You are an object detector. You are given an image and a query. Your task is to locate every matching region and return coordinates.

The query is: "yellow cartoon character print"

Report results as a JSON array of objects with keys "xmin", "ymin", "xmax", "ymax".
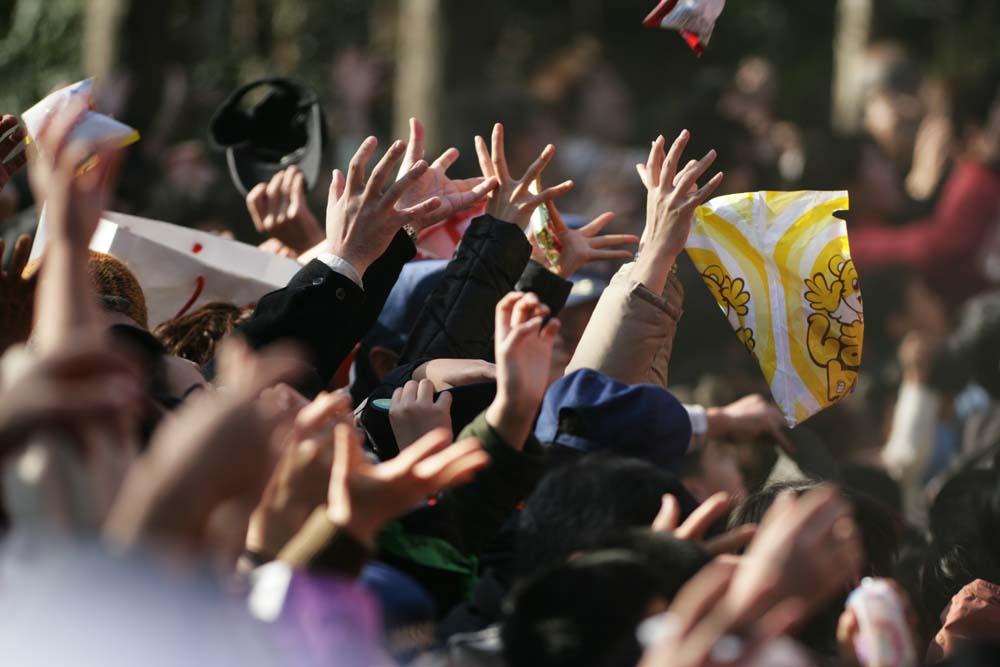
[
  {"xmin": 804, "ymin": 254, "xmax": 863, "ymax": 401},
  {"xmin": 703, "ymin": 264, "xmax": 755, "ymax": 352}
]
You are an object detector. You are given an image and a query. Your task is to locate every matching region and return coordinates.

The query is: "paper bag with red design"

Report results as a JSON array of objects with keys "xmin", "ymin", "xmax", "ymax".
[{"xmin": 30, "ymin": 210, "xmax": 301, "ymax": 327}]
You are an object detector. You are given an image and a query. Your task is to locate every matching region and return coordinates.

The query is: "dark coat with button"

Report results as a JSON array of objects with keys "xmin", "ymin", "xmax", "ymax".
[{"xmin": 238, "ymin": 231, "xmax": 416, "ymax": 395}]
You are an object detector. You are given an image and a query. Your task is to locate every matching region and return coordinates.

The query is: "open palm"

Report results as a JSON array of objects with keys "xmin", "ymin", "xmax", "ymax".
[{"xmin": 397, "ymin": 118, "xmax": 496, "ymax": 231}]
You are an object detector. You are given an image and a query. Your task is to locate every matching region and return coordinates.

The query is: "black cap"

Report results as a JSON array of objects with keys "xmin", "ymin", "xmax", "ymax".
[{"xmin": 209, "ymin": 77, "xmax": 326, "ymax": 196}]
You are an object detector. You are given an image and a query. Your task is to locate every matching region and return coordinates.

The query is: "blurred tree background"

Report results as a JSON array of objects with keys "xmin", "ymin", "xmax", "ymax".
[
  {"xmin": 1, "ymin": 0, "xmax": 996, "ymax": 141},
  {"xmin": 0, "ymin": 0, "xmax": 996, "ymax": 229}
]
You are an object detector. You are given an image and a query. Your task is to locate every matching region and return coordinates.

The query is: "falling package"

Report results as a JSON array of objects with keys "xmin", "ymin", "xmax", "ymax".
[
  {"xmin": 687, "ymin": 190, "xmax": 861, "ymax": 426},
  {"xmin": 643, "ymin": 0, "xmax": 726, "ymax": 55},
  {"xmin": 30, "ymin": 210, "xmax": 301, "ymax": 327},
  {"xmin": 22, "ymin": 79, "xmax": 139, "ymax": 152}
]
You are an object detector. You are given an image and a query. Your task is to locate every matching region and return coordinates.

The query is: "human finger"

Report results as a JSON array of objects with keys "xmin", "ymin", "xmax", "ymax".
[
  {"xmin": 526, "ymin": 180, "xmax": 574, "ymax": 207},
  {"xmin": 661, "ymin": 129, "xmax": 691, "ymax": 188},
  {"xmin": 645, "ymin": 134, "xmax": 666, "ymax": 189},
  {"xmin": 652, "ymin": 494, "xmax": 681, "ymax": 532},
  {"xmin": 490, "ymin": 123, "xmax": 510, "ymax": 182},
  {"xmin": 676, "ymin": 492, "xmax": 732, "ymax": 542},
  {"xmin": 475, "ymin": 135, "xmax": 496, "ymax": 179},
  {"xmin": 365, "ymin": 140, "xmax": 407, "ymax": 201},
  {"xmin": 344, "ymin": 136, "xmax": 378, "ymax": 196},
  {"xmin": 430, "ymin": 146, "xmax": 459, "ymax": 172}
]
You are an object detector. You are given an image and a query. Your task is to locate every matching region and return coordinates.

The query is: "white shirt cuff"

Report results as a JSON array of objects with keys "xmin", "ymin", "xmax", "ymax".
[
  {"xmin": 315, "ymin": 252, "xmax": 364, "ymax": 289},
  {"xmin": 684, "ymin": 403, "xmax": 708, "ymax": 452},
  {"xmin": 684, "ymin": 403, "xmax": 708, "ymax": 435}
]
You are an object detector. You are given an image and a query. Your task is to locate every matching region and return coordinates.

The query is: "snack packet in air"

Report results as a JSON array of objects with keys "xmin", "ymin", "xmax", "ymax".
[
  {"xmin": 528, "ymin": 179, "xmax": 563, "ymax": 272},
  {"xmin": 643, "ymin": 0, "xmax": 726, "ymax": 56},
  {"xmin": 22, "ymin": 79, "xmax": 139, "ymax": 153}
]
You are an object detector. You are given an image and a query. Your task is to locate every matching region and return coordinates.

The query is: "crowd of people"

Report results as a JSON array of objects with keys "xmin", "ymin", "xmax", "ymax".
[{"xmin": 1, "ymin": 32, "xmax": 1000, "ymax": 667}]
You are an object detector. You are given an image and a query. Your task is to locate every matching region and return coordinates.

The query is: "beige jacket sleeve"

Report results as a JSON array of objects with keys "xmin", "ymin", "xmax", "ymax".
[{"xmin": 565, "ymin": 261, "xmax": 683, "ymax": 388}]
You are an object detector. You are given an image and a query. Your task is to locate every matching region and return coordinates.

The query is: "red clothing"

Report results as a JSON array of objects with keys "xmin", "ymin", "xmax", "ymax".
[{"xmin": 851, "ymin": 161, "xmax": 1000, "ymax": 302}]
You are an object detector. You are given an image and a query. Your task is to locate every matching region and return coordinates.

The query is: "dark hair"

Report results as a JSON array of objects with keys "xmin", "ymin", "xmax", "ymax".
[
  {"xmin": 153, "ymin": 301, "xmax": 251, "ymax": 366},
  {"xmin": 502, "ymin": 550, "xmax": 665, "ymax": 667},
  {"xmin": 951, "ymin": 291, "xmax": 1000, "ymax": 399},
  {"xmin": 730, "ymin": 480, "xmax": 901, "ymax": 576},
  {"xmin": 730, "ymin": 480, "xmax": 903, "ymax": 656},
  {"xmin": 920, "ymin": 468, "xmax": 1000, "ymax": 621},
  {"xmin": 515, "ymin": 455, "xmax": 697, "ymax": 579}
]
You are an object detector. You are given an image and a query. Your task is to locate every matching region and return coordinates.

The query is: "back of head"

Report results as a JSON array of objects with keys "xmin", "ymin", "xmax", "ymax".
[
  {"xmin": 88, "ymin": 251, "xmax": 149, "ymax": 329},
  {"xmin": 502, "ymin": 550, "xmax": 664, "ymax": 667},
  {"xmin": 516, "ymin": 455, "xmax": 696, "ymax": 579},
  {"xmin": 951, "ymin": 291, "xmax": 1000, "ymax": 399},
  {"xmin": 921, "ymin": 468, "xmax": 1000, "ymax": 620},
  {"xmin": 731, "ymin": 480, "xmax": 901, "ymax": 577},
  {"xmin": 153, "ymin": 301, "xmax": 250, "ymax": 366}
]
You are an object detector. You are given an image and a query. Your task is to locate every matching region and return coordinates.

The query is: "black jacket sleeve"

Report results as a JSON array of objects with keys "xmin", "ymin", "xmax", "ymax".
[
  {"xmin": 515, "ymin": 259, "xmax": 573, "ymax": 316},
  {"xmin": 398, "ymin": 215, "xmax": 532, "ymax": 365},
  {"xmin": 237, "ymin": 231, "xmax": 415, "ymax": 392}
]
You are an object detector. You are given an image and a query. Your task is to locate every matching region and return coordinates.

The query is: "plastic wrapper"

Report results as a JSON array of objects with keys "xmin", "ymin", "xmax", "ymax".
[
  {"xmin": 22, "ymin": 79, "xmax": 139, "ymax": 153},
  {"xmin": 846, "ymin": 578, "xmax": 917, "ymax": 667},
  {"xmin": 687, "ymin": 190, "xmax": 860, "ymax": 427},
  {"xmin": 643, "ymin": 0, "xmax": 726, "ymax": 55},
  {"xmin": 528, "ymin": 179, "xmax": 563, "ymax": 271}
]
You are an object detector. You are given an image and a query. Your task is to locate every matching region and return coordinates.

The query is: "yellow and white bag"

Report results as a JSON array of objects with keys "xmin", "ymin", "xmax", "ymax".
[{"xmin": 687, "ymin": 190, "xmax": 861, "ymax": 426}]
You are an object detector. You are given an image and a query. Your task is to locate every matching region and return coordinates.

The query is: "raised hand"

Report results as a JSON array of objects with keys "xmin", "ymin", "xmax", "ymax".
[
  {"xmin": 474, "ymin": 123, "xmax": 574, "ymax": 230},
  {"xmin": 389, "ymin": 379, "xmax": 454, "ymax": 450},
  {"xmin": 324, "ymin": 137, "xmax": 442, "ymax": 276},
  {"xmin": 485, "ymin": 291, "xmax": 561, "ymax": 448},
  {"xmin": 28, "ymin": 99, "xmax": 123, "ymax": 249},
  {"xmin": 632, "ymin": 130, "xmax": 723, "ymax": 296},
  {"xmin": 707, "ymin": 393, "xmax": 795, "ymax": 454},
  {"xmin": 723, "ymin": 485, "xmax": 863, "ymax": 627},
  {"xmin": 531, "ymin": 204, "xmax": 639, "ymax": 277},
  {"xmin": 104, "ymin": 340, "xmax": 307, "ymax": 551},
  {"xmin": 327, "ymin": 424, "xmax": 489, "ymax": 547},
  {"xmin": 652, "ymin": 492, "xmax": 757, "ymax": 555},
  {"xmin": 396, "ymin": 118, "xmax": 498, "ymax": 231},
  {"xmin": 246, "ymin": 391, "xmax": 352, "ymax": 559},
  {"xmin": 0, "ymin": 336, "xmax": 143, "ymax": 454},
  {"xmin": 246, "ymin": 165, "xmax": 325, "ymax": 255},
  {"xmin": 0, "ymin": 235, "xmax": 37, "ymax": 353},
  {"xmin": 0, "ymin": 115, "xmax": 28, "ymax": 192}
]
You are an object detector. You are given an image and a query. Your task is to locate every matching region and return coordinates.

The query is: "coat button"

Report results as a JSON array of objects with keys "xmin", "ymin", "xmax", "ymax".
[
  {"xmin": 335, "ymin": 288, "xmax": 347, "ymax": 300},
  {"xmin": 311, "ymin": 277, "xmax": 324, "ymax": 286}
]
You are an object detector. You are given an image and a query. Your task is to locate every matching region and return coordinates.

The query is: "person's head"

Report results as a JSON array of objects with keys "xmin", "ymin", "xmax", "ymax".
[
  {"xmin": 920, "ymin": 468, "xmax": 1000, "ymax": 622},
  {"xmin": 952, "ymin": 66, "xmax": 1000, "ymax": 162},
  {"xmin": 731, "ymin": 480, "xmax": 901, "ymax": 577},
  {"xmin": 535, "ymin": 369, "xmax": 692, "ymax": 471},
  {"xmin": 730, "ymin": 480, "xmax": 903, "ymax": 655},
  {"xmin": 950, "ymin": 291, "xmax": 1000, "ymax": 399},
  {"xmin": 516, "ymin": 455, "xmax": 697, "ymax": 580},
  {"xmin": 502, "ymin": 550, "xmax": 670, "ymax": 667},
  {"xmin": 153, "ymin": 302, "xmax": 251, "ymax": 366},
  {"xmin": 860, "ymin": 42, "xmax": 924, "ymax": 168},
  {"xmin": 796, "ymin": 131, "xmax": 903, "ymax": 217},
  {"xmin": 677, "ymin": 440, "xmax": 746, "ymax": 503}
]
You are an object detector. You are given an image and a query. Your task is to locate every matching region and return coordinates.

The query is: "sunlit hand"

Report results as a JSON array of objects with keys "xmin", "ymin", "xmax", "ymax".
[
  {"xmin": 324, "ymin": 137, "xmax": 442, "ymax": 276},
  {"xmin": 327, "ymin": 424, "xmax": 489, "ymax": 547},
  {"xmin": 247, "ymin": 391, "xmax": 352, "ymax": 558},
  {"xmin": 28, "ymin": 99, "xmax": 124, "ymax": 249},
  {"xmin": 632, "ymin": 130, "xmax": 723, "ymax": 296},
  {"xmin": 485, "ymin": 291, "xmax": 561, "ymax": 448},
  {"xmin": 246, "ymin": 165, "xmax": 325, "ymax": 255},
  {"xmin": 475, "ymin": 123, "xmax": 573, "ymax": 230},
  {"xmin": 530, "ymin": 204, "xmax": 638, "ymax": 277},
  {"xmin": 652, "ymin": 492, "xmax": 757, "ymax": 555},
  {"xmin": 0, "ymin": 115, "xmax": 27, "ymax": 192},
  {"xmin": 389, "ymin": 379, "xmax": 454, "ymax": 450},
  {"xmin": 396, "ymin": 118, "xmax": 498, "ymax": 232},
  {"xmin": 707, "ymin": 394, "xmax": 795, "ymax": 454}
]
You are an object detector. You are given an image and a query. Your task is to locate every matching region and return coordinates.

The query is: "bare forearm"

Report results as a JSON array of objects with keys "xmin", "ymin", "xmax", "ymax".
[{"xmin": 35, "ymin": 241, "xmax": 103, "ymax": 352}]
